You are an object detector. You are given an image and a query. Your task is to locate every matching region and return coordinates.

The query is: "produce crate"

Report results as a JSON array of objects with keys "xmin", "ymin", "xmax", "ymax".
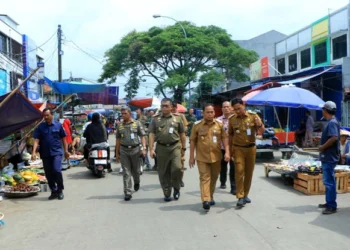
[{"xmin": 293, "ymin": 172, "xmax": 349, "ymax": 195}]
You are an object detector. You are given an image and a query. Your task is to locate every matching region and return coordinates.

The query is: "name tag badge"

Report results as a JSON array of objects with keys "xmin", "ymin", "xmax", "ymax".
[
  {"xmin": 169, "ymin": 127, "xmax": 174, "ymax": 134},
  {"xmin": 213, "ymin": 136, "xmax": 217, "ymax": 143},
  {"xmin": 247, "ymin": 129, "xmax": 251, "ymax": 136},
  {"xmin": 131, "ymin": 133, "xmax": 135, "ymax": 139}
]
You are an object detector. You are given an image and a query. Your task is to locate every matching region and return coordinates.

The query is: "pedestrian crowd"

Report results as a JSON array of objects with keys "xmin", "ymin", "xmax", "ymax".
[{"xmin": 32, "ymin": 98, "xmax": 341, "ymax": 215}]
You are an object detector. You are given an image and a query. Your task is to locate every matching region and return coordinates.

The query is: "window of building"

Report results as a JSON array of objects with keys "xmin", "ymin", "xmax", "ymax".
[
  {"xmin": 314, "ymin": 40, "xmax": 327, "ymax": 65},
  {"xmin": 11, "ymin": 41, "xmax": 22, "ymax": 63},
  {"xmin": 288, "ymin": 53, "xmax": 297, "ymax": 72},
  {"xmin": 332, "ymin": 34, "xmax": 347, "ymax": 60},
  {"xmin": 0, "ymin": 33, "xmax": 7, "ymax": 54},
  {"xmin": 300, "ymin": 48, "xmax": 311, "ymax": 69},
  {"xmin": 277, "ymin": 58, "xmax": 285, "ymax": 74}
]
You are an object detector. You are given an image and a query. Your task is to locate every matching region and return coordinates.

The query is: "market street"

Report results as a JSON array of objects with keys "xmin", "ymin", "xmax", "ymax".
[{"xmin": 1, "ymin": 136, "xmax": 350, "ymax": 250}]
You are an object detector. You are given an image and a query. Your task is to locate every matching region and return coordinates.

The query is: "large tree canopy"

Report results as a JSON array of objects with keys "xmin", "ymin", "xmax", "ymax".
[{"xmin": 99, "ymin": 22, "xmax": 258, "ymax": 102}]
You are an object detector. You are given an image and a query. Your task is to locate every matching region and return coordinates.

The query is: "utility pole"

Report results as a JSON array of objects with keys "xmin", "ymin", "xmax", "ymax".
[{"xmin": 57, "ymin": 25, "xmax": 63, "ymax": 118}]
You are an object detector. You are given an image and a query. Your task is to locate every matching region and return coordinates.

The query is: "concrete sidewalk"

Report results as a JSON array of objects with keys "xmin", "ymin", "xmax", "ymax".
[{"xmin": 1, "ymin": 137, "xmax": 350, "ymax": 250}]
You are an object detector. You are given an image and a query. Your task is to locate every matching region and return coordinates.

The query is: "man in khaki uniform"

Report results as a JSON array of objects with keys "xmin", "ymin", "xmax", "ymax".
[
  {"xmin": 149, "ymin": 98, "xmax": 186, "ymax": 202},
  {"xmin": 136, "ymin": 108, "xmax": 151, "ymax": 171},
  {"xmin": 228, "ymin": 98, "xmax": 265, "ymax": 208},
  {"xmin": 189, "ymin": 104, "xmax": 230, "ymax": 211},
  {"xmin": 172, "ymin": 100, "xmax": 188, "ymax": 187},
  {"xmin": 116, "ymin": 107, "xmax": 147, "ymax": 201}
]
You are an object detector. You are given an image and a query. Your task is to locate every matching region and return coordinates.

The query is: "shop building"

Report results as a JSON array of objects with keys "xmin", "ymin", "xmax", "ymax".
[
  {"xmin": 0, "ymin": 14, "xmax": 44, "ymax": 100},
  {"xmin": 211, "ymin": 30, "xmax": 287, "ymax": 116},
  {"xmin": 271, "ymin": 5, "xmax": 350, "ymax": 127}
]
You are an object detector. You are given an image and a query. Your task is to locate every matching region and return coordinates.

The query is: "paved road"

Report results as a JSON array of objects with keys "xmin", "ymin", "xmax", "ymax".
[{"xmin": 1, "ymin": 137, "xmax": 350, "ymax": 250}]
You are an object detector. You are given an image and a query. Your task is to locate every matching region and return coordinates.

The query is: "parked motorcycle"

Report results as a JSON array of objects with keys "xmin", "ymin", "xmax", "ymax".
[{"xmin": 87, "ymin": 142, "xmax": 109, "ymax": 177}]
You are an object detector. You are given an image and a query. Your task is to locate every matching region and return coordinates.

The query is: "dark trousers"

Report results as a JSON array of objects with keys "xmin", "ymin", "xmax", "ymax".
[
  {"xmin": 219, "ymin": 150, "xmax": 235, "ymax": 189},
  {"xmin": 322, "ymin": 162, "xmax": 337, "ymax": 208},
  {"xmin": 42, "ymin": 155, "xmax": 64, "ymax": 193}
]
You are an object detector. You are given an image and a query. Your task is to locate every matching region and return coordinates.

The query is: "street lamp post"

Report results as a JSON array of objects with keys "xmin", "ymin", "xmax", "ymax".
[{"xmin": 153, "ymin": 15, "xmax": 191, "ymax": 107}]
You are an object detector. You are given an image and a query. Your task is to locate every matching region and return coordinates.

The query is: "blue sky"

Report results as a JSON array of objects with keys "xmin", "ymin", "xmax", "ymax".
[{"xmin": 2, "ymin": 0, "xmax": 349, "ymax": 98}]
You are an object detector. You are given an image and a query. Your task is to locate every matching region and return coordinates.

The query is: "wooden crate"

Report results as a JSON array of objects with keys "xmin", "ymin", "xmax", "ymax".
[{"xmin": 293, "ymin": 172, "xmax": 349, "ymax": 195}]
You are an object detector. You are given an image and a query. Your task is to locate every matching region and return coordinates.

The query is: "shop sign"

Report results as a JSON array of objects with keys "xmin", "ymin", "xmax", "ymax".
[{"xmin": 250, "ymin": 57, "xmax": 269, "ymax": 81}]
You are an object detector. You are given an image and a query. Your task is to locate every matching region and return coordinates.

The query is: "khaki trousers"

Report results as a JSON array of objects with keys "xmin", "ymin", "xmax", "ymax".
[
  {"xmin": 156, "ymin": 145, "xmax": 182, "ymax": 197},
  {"xmin": 120, "ymin": 147, "xmax": 141, "ymax": 195},
  {"xmin": 234, "ymin": 146, "xmax": 256, "ymax": 199},
  {"xmin": 197, "ymin": 160, "xmax": 221, "ymax": 202}
]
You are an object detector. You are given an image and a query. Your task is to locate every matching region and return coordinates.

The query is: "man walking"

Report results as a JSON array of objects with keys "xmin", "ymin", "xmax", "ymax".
[
  {"xmin": 317, "ymin": 101, "xmax": 340, "ymax": 214},
  {"xmin": 116, "ymin": 107, "xmax": 146, "ymax": 201},
  {"xmin": 186, "ymin": 108, "xmax": 197, "ymax": 137},
  {"xmin": 136, "ymin": 108, "xmax": 151, "ymax": 171},
  {"xmin": 189, "ymin": 104, "xmax": 230, "ymax": 211},
  {"xmin": 172, "ymin": 100, "xmax": 188, "ymax": 187},
  {"xmin": 304, "ymin": 110, "xmax": 314, "ymax": 147},
  {"xmin": 32, "ymin": 108, "xmax": 69, "ymax": 200},
  {"xmin": 217, "ymin": 101, "xmax": 236, "ymax": 194},
  {"xmin": 149, "ymin": 98, "xmax": 186, "ymax": 202},
  {"xmin": 228, "ymin": 98, "xmax": 265, "ymax": 208}
]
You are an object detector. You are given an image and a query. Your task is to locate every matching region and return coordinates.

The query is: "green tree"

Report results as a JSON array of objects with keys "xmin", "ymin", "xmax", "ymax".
[{"xmin": 99, "ymin": 22, "xmax": 258, "ymax": 103}]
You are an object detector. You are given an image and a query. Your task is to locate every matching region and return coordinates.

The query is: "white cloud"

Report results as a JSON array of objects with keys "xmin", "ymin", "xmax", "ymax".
[{"xmin": 2, "ymin": 0, "xmax": 349, "ymax": 98}]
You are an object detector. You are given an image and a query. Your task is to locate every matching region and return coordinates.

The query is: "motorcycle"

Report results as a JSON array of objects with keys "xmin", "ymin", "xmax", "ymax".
[{"xmin": 87, "ymin": 142, "xmax": 109, "ymax": 177}]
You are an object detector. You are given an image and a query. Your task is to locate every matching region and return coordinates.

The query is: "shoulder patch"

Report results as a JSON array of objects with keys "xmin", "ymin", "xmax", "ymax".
[
  {"xmin": 153, "ymin": 114, "xmax": 160, "ymax": 117},
  {"xmin": 247, "ymin": 110, "xmax": 256, "ymax": 114},
  {"xmin": 194, "ymin": 120, "xmax": 202, "ymax": 125},
  {"xmin": 228, "ymin": 114, "xmax": 235, "ymax": 119},
  {"xmin": 215, "ymin": 119, "xmax": 223, "ymax": 123}
]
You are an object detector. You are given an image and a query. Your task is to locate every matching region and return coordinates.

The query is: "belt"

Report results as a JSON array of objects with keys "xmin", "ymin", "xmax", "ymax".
[
  {"xmin": 120, "ymin": 144, "xmax": 139, "ymax": 149},
  {"xmin": 234, "ymin": 143, "xmax": 256, "ymax": 148},
  {"xmin": 157, "ymin": 141, "xmax": 179, "ymax": 147}
]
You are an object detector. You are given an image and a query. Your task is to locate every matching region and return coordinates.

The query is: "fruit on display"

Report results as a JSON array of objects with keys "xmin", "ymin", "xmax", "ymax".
[{"xmin": 6, "ymin": 183, "xmax": 39, "ymax": 192}]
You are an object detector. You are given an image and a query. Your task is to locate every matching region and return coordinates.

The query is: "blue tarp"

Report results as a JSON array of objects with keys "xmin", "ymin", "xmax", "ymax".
[
  {"xmin": 247, "ymin": 85, "xmax": 325, "ymax": 110},
  {"xmin": 44, "ymin": 77, "xmax": 106, "ymax": 95}
]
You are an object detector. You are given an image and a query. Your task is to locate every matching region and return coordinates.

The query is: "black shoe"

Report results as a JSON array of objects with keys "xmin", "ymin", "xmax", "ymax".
[
  {"xmin": 107, "ymin": 168, "xmax": 113, "ymax": 173},
  {"xmin": 48, "ymin": 192, "xmax": 58, "ymax": 200},
  {"xmin": 181, "ymin": 181, "xmax": 185, "ymax": 187},
  {"xmin": 203, "ymin": 201, "xmax": 210, "ymax": 211},
  {"xmin": 152, "ymin": 165, "xmax": 158, "ymax": 171},
  {"xmin": 134, "ymin": 183, "xmax": 140, "ymax": 191},
  {"xmin": 210, "ymin": 200, "xmax": 216, "ymax": 206},
  {"xmin": 244, "ymin": 197, "xmax": 251, "ymax": 204},
  {"xmin": 164, "ymin": 196, "xmax": 172, "ymax": 202},
  {"xmin": 318, "ymin": 203, "xmax": 327, "ymax": 209},
  {"xmin": 58, "ymin": 192, "xmax": 64, "ymax": 200},
  {"xmin": 173, "ymin": 188, "xmax": 180, "ymax": 200},
  {"xmin": 322, "ymin": 207, "xmax": 337, "ymax": 215},
  {"xmin": 220, "ymin": 184, "xmax": 226, "ymax": 189},
  {"xmin": 124, "ymin": 194, "xmax": 132, "ymax": 201},
  {"xmin": 237, "ymin": 198, "xmax": 245, "ymax": 207},
  {"xmin": 230, "ymin": 189, "xmax": 236, "ymax": 195}
]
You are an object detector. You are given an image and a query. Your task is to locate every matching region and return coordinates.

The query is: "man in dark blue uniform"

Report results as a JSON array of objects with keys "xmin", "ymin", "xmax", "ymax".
[
  {"xmin": 316, "ymin": 101, "xmax": 340, "ymax": 215},
  {"xmin": 32, "ymin": 108, "xmax": 70, "ymax": 200}
]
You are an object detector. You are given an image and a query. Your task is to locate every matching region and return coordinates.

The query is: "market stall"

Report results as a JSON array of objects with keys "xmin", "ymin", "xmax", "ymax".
[
  {"xmin": 245, "ymin": 85, "xmax": 325, "ymax": 158},
  {"xmin": 263, "ymin": 151, "xmax": 350, "ymax": 195}
]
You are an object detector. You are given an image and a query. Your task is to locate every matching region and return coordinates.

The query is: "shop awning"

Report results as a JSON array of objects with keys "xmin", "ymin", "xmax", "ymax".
[
  {"xmin": 276, "ymin": 66, "xmax": 335, "ymax": 85},
  {"xmin": 44, "ymin": 77, "xmax": 106, "ymax": 95},
  {"xmin": 0, "ymin": 92, "xmax": 42, "ymax": 140}
]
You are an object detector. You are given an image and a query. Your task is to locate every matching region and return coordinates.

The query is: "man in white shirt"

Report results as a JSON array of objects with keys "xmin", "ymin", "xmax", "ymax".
[{"xmin": 216, "ymin": 101, "xmax": 236, "ymax": 195}]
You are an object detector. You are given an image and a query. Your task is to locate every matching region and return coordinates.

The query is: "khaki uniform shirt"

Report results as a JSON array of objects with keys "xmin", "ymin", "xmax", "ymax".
[
  {"xmin": 175, "ymin": 113, "xmax": 188, "ymax": 132},
  {"xmin": 228, "ymin": 110, "xmax": 261, "ymax": 146},
  {"xmin": 137, "ymin": 115, "xmax": 149, "ymax": 132},
  {"xmin": 116, "ymin": 119, "xmax": 145, "ymax": 146},
  {"xmin": 190, "ymin": 119, "xmax": 227, "ymax": 163},
  {"xmin": 149, "ymin": 114, "xmax": 185, "ymax": 144}
]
